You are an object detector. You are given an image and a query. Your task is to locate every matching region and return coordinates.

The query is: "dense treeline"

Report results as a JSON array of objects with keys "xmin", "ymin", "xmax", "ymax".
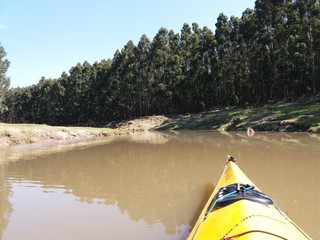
[{"xmin": 1, "ymin": 0, "xmax": 320, "ymax": 125}]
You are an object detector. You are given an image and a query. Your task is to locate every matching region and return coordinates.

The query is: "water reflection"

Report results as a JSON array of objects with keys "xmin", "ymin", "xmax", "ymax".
[
  {"xmin": 0, "ymin": 137, "xmax": 120, "ymax": 165},
  {"xmin": 0, "ymin": 165, "xmax": 12, "ymax": 240},
  {"xmin": 0, "ymin": 132, "xmax": 319, "ymax": 239}
]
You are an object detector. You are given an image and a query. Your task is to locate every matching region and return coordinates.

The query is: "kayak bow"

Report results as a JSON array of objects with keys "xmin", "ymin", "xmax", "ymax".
[{"xmin": 188, "ymin": 155, "xmax": 312, "ymax": 240}]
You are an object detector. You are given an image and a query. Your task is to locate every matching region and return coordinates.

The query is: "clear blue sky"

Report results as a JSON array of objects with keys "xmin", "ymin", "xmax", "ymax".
[{"xmin": 1, "ymin": 0, "xmax": 255, "ymax": 88}]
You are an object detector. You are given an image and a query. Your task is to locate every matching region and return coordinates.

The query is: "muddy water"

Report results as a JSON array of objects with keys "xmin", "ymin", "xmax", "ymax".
[{"xmin": 0, "ymin": 132, "xmax": 319, "ymax": 240}]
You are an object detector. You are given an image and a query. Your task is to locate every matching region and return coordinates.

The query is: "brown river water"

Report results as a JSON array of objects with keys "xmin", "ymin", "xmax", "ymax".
[{"xmin": 0, "ymin": 131, "xmax": 319, "ymax": 240}]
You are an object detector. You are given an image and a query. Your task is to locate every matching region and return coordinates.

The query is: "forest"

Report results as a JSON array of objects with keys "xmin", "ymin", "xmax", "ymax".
[{"xmin": 0, "ymin": 0, "xmax": 320, "ymax": 126}]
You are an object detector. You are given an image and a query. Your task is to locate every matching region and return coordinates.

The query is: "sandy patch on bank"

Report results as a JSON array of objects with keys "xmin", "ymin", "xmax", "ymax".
[
  {"xmin": 0, "ymin": 124, "xmax": 117, "ymax": 146},
  {"xmin": 117, "ymin": 116, "xmax": 169, "ymax": 132},
  {"xmin": 0, "ymin": 116, "xmax": 168, "ymax": 146}
]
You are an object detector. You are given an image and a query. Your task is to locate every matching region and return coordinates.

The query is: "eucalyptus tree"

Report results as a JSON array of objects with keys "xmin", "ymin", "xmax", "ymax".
[
  {"xmin": 62, "ymin": 63, "xmax": 85, "ymax": 124},
  {"xmin": 199, "ymin": 26, "xmax": 218, "ymax": 108},
  {"xmin": 254, "ymin": 0, "xmax": 295, "ymax": 100},
  {"xmin": 272, "ymin": 0, "xmax": 319, "ymax": 97},
  {"xmin": 179, "ymin": 23, "xmax": 193, "ymax": 112},
  {"xmin": 111, "ymin": 40, "xmax": 138, "ymax": 119},
  {"xmin": 90, "ymin": 59, "xmax": 113, "ymax": 122},
  {"xmin": 188, "ymin": 23, "xmax": 203, "ymax": 111},
  {"xmin": 109, "ymin": 49, "xmax": 123, "ymax": 119},
  {"xmin": 298, "ymin": 0, "xmax": 320, "ymax": 94},
  {"xmin": 149, "ymin": 27, "xmax": 172, "ymax": 114},
  {"xmin": 136, "ymin": 34, "xmax": 151, "ymax": 116},
  {"xmin": 3, "ymin": 87, "xmax": 23, "ymax": 123},
  {"xmin": 227, "ymin": 16, "xmax": 242, "ymax": 105},
  {"xmin": 215, "ymin": 13, "xmax": 232, "ymax": 105},
  {"xmin": 167, "ymin": 29, "xmax": 183, "ymax": 113},
  {"xmin": 48, "ymin": 79, "xmax": 66, "ymax": 125},
  {"xmin": 78, "ymin": 61, "xmax": 97, "ymax": 123},
  {"xmin": 9, "ymin": 86, "xmax": 33, "ymax": 123},
  {"xmin": 0, "ymin": 43, "xmax": 10, "ymax": 115},
  {"xmin": 307, "ymin": 0, "xmax": 320, "ymax": 94},
  {"xmin": 29, "ymin": 78, "xmax": 51, "ymax": 123},
  {"xmin": 238, "ymin": 8, "xmax": 257, "ymax": 103},
  {"xmin": 253, "ymin": 0, "xmax": 275, "ymax": 101},
  {"xmin": 59, "ymin": 61, "xmax": 96, "ymax": 124}
]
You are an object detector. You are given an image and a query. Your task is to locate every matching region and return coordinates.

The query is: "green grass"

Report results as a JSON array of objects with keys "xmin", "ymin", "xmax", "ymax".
[{"xmin": 162, "ymin": 98, "xmax": 320, "ymax": 133}]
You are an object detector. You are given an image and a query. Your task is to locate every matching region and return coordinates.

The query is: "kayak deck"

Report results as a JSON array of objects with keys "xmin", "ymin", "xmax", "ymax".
[{"xmin": 188, "ymin": 156, "xmax": 312, "ymax": 240}]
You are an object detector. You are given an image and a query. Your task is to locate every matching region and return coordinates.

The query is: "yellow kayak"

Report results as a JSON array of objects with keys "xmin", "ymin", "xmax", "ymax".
[{"xmin": 188, "ymin": 156, "xmax": 312, "ymax": 240}]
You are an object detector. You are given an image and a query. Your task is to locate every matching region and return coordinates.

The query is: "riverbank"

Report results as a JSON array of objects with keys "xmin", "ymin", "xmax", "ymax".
[
  {"xmin": 0, "ymin": 124, "xmax": 122, "ymax": 146},
  {"xmin": 121, "ymin": 96, "xmax": 320, "ymax": 133},
  {"xmin": 1, "ymin": 97, "xmax": 319, "ymax": 146},
  {"xmin": 156, "ymin": 96, "xmax": 320, "ymax": 133},
  {"xmin": 0, "ymin": 116, "xmax": 168, "ymax": 146}
]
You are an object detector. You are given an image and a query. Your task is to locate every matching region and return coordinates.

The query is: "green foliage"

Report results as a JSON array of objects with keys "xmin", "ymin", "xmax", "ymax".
[
  {"xmin": 0, "ymin": 43, "xmax": 10, "ymax": 114},
  {"xmin": 2, "ymin": 0, "xmax": 320, "ymax": 125},
  {"xmin": 158, "ymin": 98, "xmax": 320, "ymax": 132}
]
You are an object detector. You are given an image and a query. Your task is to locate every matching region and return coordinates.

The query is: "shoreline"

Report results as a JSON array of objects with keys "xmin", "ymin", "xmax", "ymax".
[
  {"xmin": 0, "ymin": 124, "xmax": 124, "ymax": 147},
  {"xmin": 0, "ymin": 116, "xmax": 168, "ymax": 147},
  {"xmin": 1, "ymin": 98, "xmax": 320, "ymax": 146}
]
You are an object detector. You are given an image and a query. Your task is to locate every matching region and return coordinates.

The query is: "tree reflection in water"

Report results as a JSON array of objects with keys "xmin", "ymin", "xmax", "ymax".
[
  {"xmin": 0, "ymin": 164, "xmax": 13, "ymax": 240},
  {"xmin": 0, "ymin": 131, "xmax": 319, "ymax": 239}
]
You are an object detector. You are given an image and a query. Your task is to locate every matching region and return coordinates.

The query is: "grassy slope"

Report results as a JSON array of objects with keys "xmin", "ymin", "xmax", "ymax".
[{"xmin": 157, "ymin": 96, "xmax": 320, "ymax": 133}]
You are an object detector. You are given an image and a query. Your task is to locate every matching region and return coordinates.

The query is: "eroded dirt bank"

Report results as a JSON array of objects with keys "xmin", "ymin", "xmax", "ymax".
[
  {"xmin": 0, "ymin": 116, "xmax": 168, "ymax": 146},
  {"xmin": 0, "ymin": 124, "xmax": 116, "ymax": 146}
]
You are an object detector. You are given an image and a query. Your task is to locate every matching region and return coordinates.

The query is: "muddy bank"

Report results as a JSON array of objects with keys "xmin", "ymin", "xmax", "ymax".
[
  {"xmin": 0, "ymin": 116, "xmax": 169, "ymax": 147},
  {"xmin": 0, "ymin": 124, "xmax": 122, "ymax": 146}
]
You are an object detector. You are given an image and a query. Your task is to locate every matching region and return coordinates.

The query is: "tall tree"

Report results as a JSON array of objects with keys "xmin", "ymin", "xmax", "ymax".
[
  {"xmin": 189, "ymin": 23, "xmax": 202, "ymax": 111},
  {"xmin": 167, "ymin": 29, "xmax": 183, "ymax": 113},
  {"xmin": 215, "ymin": 13, "xmax": 232, "ymax": 105},
  {"xmin": 149, "ymin": 27, "xmax": 171, "ymax": 114},
  {"xmin": 199, "ymin": 26, "xmax": 218, "ymax": 108},
  {"xmin": 90, "ymin": 59, "xmax": 113, "ymax": 122},
  {"xmin": 136, "ymin": 34, "xmax": 151, "ymax": 116},
  {"xmin": 0, "ymin": 43, "xmax": 10, "ymax": 115},
  {"xmin": 179, "ymin": 23, "xmax": 193, "ymax": 112},
  {"xmin": 111, "ymin": 40, "xmax": 138, "ymax": 119},
  {"xmin": 254, "ymin": 0, "xmax": 289, "ymax": 100},
  {"xmin": 238, "ymin": 8, "xmax": 257, "ymax": 103},
  {"xmin": 301, "ymin": 0, "xmax": 320, "ymax": 94}
]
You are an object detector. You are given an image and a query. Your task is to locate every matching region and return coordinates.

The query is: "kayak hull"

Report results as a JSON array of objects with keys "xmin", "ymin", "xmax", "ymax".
[{"xmin": 188, "ymin": 157, "xmax": 312, "ymax": 240}]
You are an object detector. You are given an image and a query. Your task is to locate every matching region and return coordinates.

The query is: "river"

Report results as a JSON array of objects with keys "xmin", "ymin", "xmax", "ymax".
[{"xmin": 0, "ymin": 131, "xmax": 319, "ymax": 239}]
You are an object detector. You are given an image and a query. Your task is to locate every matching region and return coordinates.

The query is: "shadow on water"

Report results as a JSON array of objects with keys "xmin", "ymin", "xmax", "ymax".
[
  {"xmin": 0, "ymin": 131, "xmax": 320, "ymax": 239},
  {"xmin": 188, "ymin": 183, "xmax": 215, "ymax": 233}
]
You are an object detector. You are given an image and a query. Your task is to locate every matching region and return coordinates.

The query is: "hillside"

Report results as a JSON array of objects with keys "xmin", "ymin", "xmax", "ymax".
[{"xmin": 154, "ymin": 96, "xmax": 320, "ymax": 133}]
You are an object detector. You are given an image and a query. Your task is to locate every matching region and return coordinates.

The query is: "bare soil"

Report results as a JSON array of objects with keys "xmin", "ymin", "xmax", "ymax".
[
  {"xmin": 0, "ymin": 124, "xmax": 117, "ymax": 146},
  {"xmin": 0, "ymin": 116, "xmax": 169, "ymax": 146}
]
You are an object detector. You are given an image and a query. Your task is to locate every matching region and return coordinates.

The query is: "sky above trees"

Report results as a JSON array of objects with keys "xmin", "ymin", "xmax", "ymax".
[
  {"xmin": 2, "ymin": 0, "xmax": 320, "ymax": 125},
  {"xmin": 0, "ymin": 0, "xmax": 255, "ymax": 88}
]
